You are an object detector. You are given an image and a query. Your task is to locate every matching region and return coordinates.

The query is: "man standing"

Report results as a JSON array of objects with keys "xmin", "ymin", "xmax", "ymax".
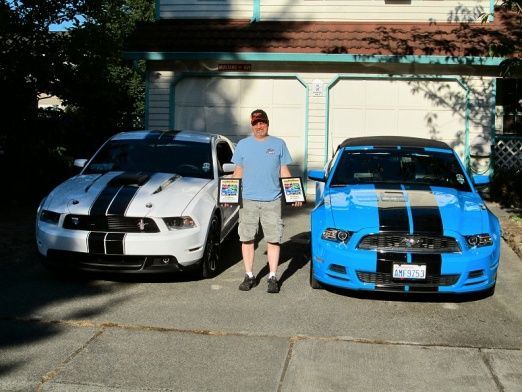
[{"xmin": 231, "ymin": 109, "xmax": 301, "ymax": 294}]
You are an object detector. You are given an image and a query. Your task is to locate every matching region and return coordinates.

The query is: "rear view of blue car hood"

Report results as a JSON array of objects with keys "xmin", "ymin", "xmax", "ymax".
[{"xmin": 325, "ymin": 185, "xmax": 490, "ymax": 235}]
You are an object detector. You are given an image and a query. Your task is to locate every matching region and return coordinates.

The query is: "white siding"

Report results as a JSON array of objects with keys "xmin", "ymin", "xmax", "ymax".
[{"xmin": 159, "ymin": 0, "xmax": 490, "ymax": 23}]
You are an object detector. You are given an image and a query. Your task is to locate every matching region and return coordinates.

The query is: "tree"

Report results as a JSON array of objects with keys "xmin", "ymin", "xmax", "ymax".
[{"xmin": 0, "ymin": 0, "xmax": 154, "ymax": 207}]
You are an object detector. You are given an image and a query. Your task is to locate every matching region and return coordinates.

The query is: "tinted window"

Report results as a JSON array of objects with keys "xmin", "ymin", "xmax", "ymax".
[
  {"xmin": 84, "ymin": 139, "xmax": 214, "ymax": 179},
  {"xmin": 330, "ymin": 148, "xmax": 471, "ymax": 191}
]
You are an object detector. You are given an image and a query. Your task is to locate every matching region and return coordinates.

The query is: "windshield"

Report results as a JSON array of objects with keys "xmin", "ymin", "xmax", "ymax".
[
  {"xmin": 330, "ymin": 148, "xmax": 471, "ymax": 191},
  {"xmin": 83, "ymin": 139, "xmax": 214, "ymax": 179}
]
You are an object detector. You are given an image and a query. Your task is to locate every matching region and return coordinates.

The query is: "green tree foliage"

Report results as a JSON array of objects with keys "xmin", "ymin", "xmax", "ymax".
[{"xmin": 0, "ymin": 0, "xmax": 153, "ymax": 207}]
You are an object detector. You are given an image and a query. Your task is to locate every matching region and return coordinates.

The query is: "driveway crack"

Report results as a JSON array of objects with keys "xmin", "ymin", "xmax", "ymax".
[{"xmin": 36, "ymin": 328, "xmax": 105, "ymax": 391}]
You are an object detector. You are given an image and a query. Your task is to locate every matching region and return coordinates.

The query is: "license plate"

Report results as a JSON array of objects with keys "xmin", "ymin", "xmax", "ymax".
[{"xmin": 392, "ymin": 264, "xmax": 426, "ymax": 280}]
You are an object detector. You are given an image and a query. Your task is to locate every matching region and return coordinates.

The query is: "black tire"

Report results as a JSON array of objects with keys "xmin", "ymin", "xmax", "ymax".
[
  {"xmin": 309, "ymin": 260, "xmax": 323, "ymax": 289},
  {"xmin": 200, "ymin": 215, "xmax": 220, "ymax": 279}
]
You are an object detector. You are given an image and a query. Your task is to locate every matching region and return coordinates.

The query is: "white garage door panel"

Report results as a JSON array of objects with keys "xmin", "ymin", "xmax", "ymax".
[
  {"xmin": 176, "ymin": 79, "xmax": 209, "ymax": 105},
  {"xmin": 329, "ymin": 78, "xmax": 465, "ymax": 155},
  {"xmin": 330, "ymin": 81, "xmax": 366, "ymax": 107},
  {"xmin": 240, "ymin": 80, "xmax": 273, "ymax": 106},
  {"xmin": 175, "ymin": 77, "xmax": 306, "ymax": 176},
  {"xmin": 206, "ymin": 79, "xmax": 241, "ymax": 106},
  {"xmin": 175, "ymin": 106, "xmax": 206, "ymax": 130},
  {"xmin": 273, "ymin": 80, "xmax": 303, "ymax": 105}
]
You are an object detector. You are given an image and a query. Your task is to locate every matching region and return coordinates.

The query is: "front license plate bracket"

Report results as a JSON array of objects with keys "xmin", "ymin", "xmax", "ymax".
[{"xmin": 392, "ymin": 263, "xmax": 426, "ymax": 280}]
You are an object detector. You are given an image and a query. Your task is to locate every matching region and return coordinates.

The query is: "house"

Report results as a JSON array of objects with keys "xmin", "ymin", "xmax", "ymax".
[{"xmin": 124, "ymin": 0, "xmax": 521, "ymax": 192}]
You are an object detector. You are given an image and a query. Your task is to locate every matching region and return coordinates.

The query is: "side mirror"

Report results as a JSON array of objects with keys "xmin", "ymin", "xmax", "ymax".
[
  {"xmin": 308, "ymin": 169, "xmax": 326, "ymax": 182},
  {"xmin": 74, "ymin": 159, "xmax": 88, "ymax": 168},
  {"xmin": 472, "ymin": 174, "xmax": 489, "ymax": 188},
  {"xmin": 222, "ymin": 163, "xmax": 235, "ymax": 174}
]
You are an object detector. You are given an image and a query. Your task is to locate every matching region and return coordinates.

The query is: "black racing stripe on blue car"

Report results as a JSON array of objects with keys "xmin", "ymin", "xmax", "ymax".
[
  {"xmin": 88, "ymin": 232, "xmax": 106, "ymax": 254},
  {"xmin": 107, "ymin": 186, "xmax": 140, "ymax": 216},
  {"xmin": 406, "ymin": 184, "xmax": 443, "ymax": 235},
  {"xmin": 375, "ymin": 184, "xmax": 409, "ymax": 232},
  {"xmin": 410, "ymin": 253, "xmax": 442, "ymax": 292},
  {"xmin": 105, "ymin": 233, "xmax": 125, "ymax": 255},
  {"xmin": 376, "ymin": 252, "xmax": 407, "ymax": 292}
]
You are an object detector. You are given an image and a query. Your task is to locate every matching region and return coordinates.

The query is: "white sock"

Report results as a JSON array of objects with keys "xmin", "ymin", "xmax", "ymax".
[
  {"xmin": 268, "ymin": 272, "xmax": 276, "ymax": 279},
  {"xmin": 246, "ymin": 271, "xmax": 254, "ymax": 278}
]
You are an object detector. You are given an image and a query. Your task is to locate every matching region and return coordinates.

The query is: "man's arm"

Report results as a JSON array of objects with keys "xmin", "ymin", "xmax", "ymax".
[
  {"xmin": 232, "ymin": 165, "xmax": 243, "ymax": 179},
  {"xmin": 280, "ymin": 165, "xmax": 291, "ymax": 178}
]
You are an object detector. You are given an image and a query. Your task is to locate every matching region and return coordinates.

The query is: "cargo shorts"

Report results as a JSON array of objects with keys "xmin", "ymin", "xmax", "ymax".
[{"xmin": 238, "ymin": 198, "xmax": 283, "ymax": 243}]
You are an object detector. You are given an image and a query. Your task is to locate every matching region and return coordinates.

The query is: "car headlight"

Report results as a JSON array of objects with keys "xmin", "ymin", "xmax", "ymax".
[
  {"xmin": 465, "ymin": 234, "xmax": 493, "ymax": 248},
  {"xmin": 163, "ymin": 216, "xmax": 196, "ymax": 230},
  {"xmin": 39, "ymin": 210, "xmax": 61, "ymax": 225},
  {"xmin": 321, "ymin": 228, "xmax": 352, "ymax": 243}
]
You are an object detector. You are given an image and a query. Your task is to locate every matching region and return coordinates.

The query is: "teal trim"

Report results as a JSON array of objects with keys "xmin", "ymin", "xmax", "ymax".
[
  {"xmin": 144, "ymin": 70, "xmax": 150, "ymax": 129},
  {"xmin": 324, "ymin": 74, "xmax": 472, "ymax": 168},
  {"xmin": 489, "ymin": 0, "xmax": 495, "ymax": 22},
  {"xmin": 155, "ymin": 0, "xmax": 160, "ymax": 21},
  {"xmin": 425, "ymin": 147, "xmax": 453, "ymax": 154},
  {"xmin": 170, "ymin": 72, "xmax": 310, "ymax": 186},
  {"xmin": 251, "ymin": 0, "xmax": 261, "ymax": 22},
  {"xmin": 124, "ymin": 52, "xmax": 506, "ymax": 66}
]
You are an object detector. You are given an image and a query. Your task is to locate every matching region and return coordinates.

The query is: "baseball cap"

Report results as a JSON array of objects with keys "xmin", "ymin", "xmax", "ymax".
[{"xmin": 251, "ymin": 109, "xmax": 269, "ymax": 125}]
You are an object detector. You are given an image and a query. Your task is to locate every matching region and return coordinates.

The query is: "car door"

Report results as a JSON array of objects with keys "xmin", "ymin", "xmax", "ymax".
[{"xmin": 215, "ymin": 139, "xmax": 239, "ymax": 236}]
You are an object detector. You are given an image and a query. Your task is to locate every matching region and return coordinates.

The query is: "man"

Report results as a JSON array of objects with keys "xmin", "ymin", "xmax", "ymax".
[{"xmin": 231, "ymin": 109, "xmax": 302, "ymax": 294}]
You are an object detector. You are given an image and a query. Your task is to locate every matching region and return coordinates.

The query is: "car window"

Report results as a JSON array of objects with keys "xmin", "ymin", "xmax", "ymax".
[
  {"xmin": 330, "ymin": 148, "xmax": 471, "ymax": 191},
  {"xmin": 83, "ymin": 139, "xmax": 214, "ymax": 179}
]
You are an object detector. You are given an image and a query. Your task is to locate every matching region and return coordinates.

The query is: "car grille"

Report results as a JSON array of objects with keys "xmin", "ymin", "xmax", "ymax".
[
  {"xmin": 356, "ymin": 271, "xmax": 460, "ymax": 286},
  {"xmin": 63, "ymin": 215, "xmax": 159, "ymax": 233},
  {"xmin": 357, "ymin": 234, "xmax": 460, "ymax": 253}
]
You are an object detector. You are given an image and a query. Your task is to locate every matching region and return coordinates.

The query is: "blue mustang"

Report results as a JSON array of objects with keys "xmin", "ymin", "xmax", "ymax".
[{"xmin": 308, "ymin": 136, "xmax": 500, "ymax": 294}]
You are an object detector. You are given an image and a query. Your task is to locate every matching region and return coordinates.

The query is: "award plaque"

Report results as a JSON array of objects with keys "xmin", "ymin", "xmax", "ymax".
[
  {"xmin": 280, "ymin": 177, "xmax": 306, "ymax": 204},
  {"xmin": 218, "ymin": 178, "xmax": 241, "ymax": 204}
]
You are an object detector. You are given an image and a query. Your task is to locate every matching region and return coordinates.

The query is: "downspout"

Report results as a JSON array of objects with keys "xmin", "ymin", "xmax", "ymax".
[{"xmin": 251, "ymin": 0, "xmax": 261, "ymax": 22}]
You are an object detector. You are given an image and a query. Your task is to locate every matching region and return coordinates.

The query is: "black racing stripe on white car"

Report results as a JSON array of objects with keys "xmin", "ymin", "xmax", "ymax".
[
  {"xmin": 89, "ymin": 172, "xmax": 150, "ymax": 216},
  {"xmin": 90, "ymin": 184, "xmax": 121, "ymax": 216},
  {"xmin": 406, "ymin": 185, "xmax": 443, "ymax": 235},
  {"xmin": 105, "ymin": 233, "xmax": 125, "ymax": 255},
  {"xmin": 106, "ymin": 186, "xmax": 140, "ymax": 216},
  {"xmin": 410, "ymin": 253, "xmax": 442, "ymax": 292},
  {"xmin": 376, "ymin": 252, "xmax": 407, "ymax": 292},
  {"xmin": 375, "ymin": 184, "xmax": 409, "ymax": 232},
  {"xmin": 88, "ymin": 232, "xmax": 106, "ymax": 254}
]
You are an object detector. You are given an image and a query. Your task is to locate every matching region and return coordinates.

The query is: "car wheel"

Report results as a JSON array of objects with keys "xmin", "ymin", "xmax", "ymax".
[
  {"xmin": 309, "ymin": 260, "xmax": 323, "ymax": 289},
  {"xmin": 200, "ymin": 215, "xmax": 220, "ymax": 279}
]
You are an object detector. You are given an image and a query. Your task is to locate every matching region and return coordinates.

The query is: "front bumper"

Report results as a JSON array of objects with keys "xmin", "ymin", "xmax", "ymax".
[
  {"xmin": 36, "ymin": 220, "xmax": 206, "ymax": 273},
  {"xmin": 311, "ymin": 240, "xmax": 499, "ymax": 294}
]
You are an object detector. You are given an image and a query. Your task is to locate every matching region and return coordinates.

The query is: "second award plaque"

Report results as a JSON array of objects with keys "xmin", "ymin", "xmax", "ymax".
[{"xmin": 280, "ymin": 177, "xmax": 306, "ymax": 204}]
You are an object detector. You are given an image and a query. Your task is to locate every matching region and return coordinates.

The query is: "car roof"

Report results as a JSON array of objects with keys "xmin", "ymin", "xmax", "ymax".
[
  {"xmin": 111, "ymin": 130, "xmax": 222, "ymax": 143},
  {"xmin": 338, "ymin": 136, "xmax": 451, "ymax": 150}
]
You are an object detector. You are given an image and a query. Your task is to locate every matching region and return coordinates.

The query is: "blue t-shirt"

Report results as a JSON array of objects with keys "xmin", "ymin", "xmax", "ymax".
[{"xmin": 232, "ymin": 135, "xmax": 292, "ymax": 201}]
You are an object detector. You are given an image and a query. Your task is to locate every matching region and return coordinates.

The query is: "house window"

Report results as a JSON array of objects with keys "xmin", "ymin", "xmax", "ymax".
[{"xmin": 497, "ymin": 78, "xmax": 522, "ymax": 135}]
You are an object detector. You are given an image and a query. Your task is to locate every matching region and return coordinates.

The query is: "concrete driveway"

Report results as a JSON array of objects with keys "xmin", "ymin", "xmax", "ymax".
[{"xmin": 1, "ymin": 204, "xmax": 521, "ymax": 391}]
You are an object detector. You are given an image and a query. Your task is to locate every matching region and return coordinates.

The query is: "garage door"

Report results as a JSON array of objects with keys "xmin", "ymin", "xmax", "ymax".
[
  {"xmin": 329, "ymin": 78, "xmax": 466, "ymax": 157},
  {"xmin": 174, "ymin": 77, "xmax": 306, "ymax": 176}
]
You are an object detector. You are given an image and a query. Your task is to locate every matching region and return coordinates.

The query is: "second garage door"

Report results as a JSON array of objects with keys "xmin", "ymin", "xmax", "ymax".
[{"xmin": 329, "ymin": 78, "xmax": 466, "ymax": 157}]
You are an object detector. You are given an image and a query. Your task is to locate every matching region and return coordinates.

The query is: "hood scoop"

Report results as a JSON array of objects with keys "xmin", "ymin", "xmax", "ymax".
[
  {"xmin": 380, "ymin": 191, "xmax": 406, "ymax": 202},
  {"xmin": 153, "ymin": 175, "xmax": 181, "ymax": 194},
  {"xmin": 109, "ymin": 172, "xmax": 150, "ymax": 187}
]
